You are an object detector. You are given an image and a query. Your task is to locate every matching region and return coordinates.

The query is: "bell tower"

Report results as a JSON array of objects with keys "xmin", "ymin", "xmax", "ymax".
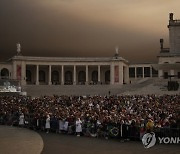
[{"xmin": 168, "ymin": 13, "xmax": 180, "ymax": 54}]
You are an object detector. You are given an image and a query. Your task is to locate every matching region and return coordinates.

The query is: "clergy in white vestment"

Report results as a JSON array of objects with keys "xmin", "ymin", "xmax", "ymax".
[
  {"xmin": 76, "ymin": 118, "xmax": 82, "ymax": 136},
  {"xmin": 63, "ymin": 121, "xmax": 69, "ymax": 133},
  {"xmin": 45, "ymin": 114, "xmax": 51, "ymax": 133},
  {"xmin": 19, "ymin": 113, "xmax": 24, "ymax": 126}
]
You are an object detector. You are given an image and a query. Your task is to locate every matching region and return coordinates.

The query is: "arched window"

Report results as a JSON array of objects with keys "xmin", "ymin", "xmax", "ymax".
[
  {"xmin": 105, "ymin": 70, "xmax": 110, "ymax": 83},
  {"xmin": 65, "ymin": 71, "xmax": 72, "ymax": 84},
  {"xmin": 164, "ymin": 72, "xmax": 168, "ymax": 79},
  {"xmin": 26, "ymin": 70, "xmax": 32, "ymax": 82},
  {"xmin": 92, "ymin": 71, "xmax": 98, "ymax": 83},
  {"xmin": 1, "ymin": 68, "xmax": 9, "ymax": 79},
  {"xmin": 39, "ymin": 70, "xmax": 46, "ymax": 82},
  {"xmin": 78, "ymin": 71, "xmax": 86, "ymax": 84},
  {"xmin": 52, "ymin": 71, "xmax": 59, "ymax": 84}
]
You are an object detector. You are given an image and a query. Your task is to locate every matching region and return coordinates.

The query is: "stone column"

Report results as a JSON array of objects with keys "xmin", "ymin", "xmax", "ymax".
[
  {"xmin": 110, "ymin": 63, "xmax": 114, "ymax": 85},
  {"xmin": 86, "ymin": 65, "xmax": 88, "ymax": 84},
  {"xmin": 150, "ymin": 67, "xmax": 152, "ymax": 78},
  {"xmin": 73, "ymin": 65, "xmax": 76, "ymax": 85},
  {"xmin": 36, "ymin": 65, "xmax": 39, "ymax": 85},
  {"xmin": 21, "ymin": 62, "xmax": 26, "ymax": 85},
  {"xmin": 48, "ymin": 65, "xmax": 52, "ymax": 85},
  {"xmin": 13, "ymin": 61, "xmax": 17, "ymax": 80},
  {"xmin": 119, "ymin": 64, "xmax": 123, "ymax": 84},
  {"xmin": 158, "ymin": 70, "xmax": 163, "ymax": 78},
  {"xmin": 124, "ymin": 66, "xmax": 129, "ymax": 84},
  {"xmin": 61, "ymin": 65, "xmax": 64, "ymax": 85},
  {"xmin": 142, "ymin": 67, "xmax": 144, "ymax": 78},
  {"xmin": 98, "ymin": 65, "xmax": 101, "ymax": 83},
  {"xmin": 135, "ymin": 67, "xmax": 137, "ymax": 79}
]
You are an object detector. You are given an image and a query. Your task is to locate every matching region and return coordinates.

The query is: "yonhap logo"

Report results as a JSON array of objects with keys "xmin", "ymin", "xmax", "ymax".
[{"xmin": 142, "ymin": 132, "xmax": 156, "ymax": 148}]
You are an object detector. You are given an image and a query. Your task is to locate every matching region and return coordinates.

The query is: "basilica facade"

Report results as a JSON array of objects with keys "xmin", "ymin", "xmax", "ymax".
[{"xmin": 0, "ymin": 55, "xmax": 130, "ymax": 86}]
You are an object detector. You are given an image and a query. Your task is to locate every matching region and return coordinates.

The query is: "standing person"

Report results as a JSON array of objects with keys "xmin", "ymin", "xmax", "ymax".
[
  {"xmin": 63, "ymin": 119, "xmax": 69, "ymax": 134},
  {"xmin": 146, "ymin": 119, "xmax": 154, "ymax": 133},
  {"xmin": 19, "ymin": 113, "xmax": 24, "ymax": 127},
  {"xmin": 76, "ymin": 118, "xmax": 82, "ymax": 137},
  {"xmin": 45, "ymin": 114, "xmax": 51, "ymax": 133}
]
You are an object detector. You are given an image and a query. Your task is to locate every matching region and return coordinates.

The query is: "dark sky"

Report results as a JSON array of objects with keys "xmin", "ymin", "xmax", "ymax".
[{"xmin": 1, "ymin": 0, "xmax": 180, "ymax": 63}]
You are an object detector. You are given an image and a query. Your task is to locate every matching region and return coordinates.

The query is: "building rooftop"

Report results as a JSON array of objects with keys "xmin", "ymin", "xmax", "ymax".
[{"xmin": 9, "ymin": 55, "xmax": 129, "ymax": 63}]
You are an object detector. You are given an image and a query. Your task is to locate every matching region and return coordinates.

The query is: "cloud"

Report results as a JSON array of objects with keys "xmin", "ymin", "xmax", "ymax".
[{"xmin": 0, "ymin": 0, "xmax": 180, "ymax": 62}]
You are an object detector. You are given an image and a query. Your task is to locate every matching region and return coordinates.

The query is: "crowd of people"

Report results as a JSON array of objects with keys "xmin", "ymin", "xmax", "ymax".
[{"xmin": 0, "ymin": 94, "xmax": 180, "ymax": 139}]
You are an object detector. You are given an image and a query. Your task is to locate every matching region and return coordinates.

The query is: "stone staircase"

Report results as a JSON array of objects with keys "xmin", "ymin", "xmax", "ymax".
[
  {"xmin": 22, "ymin": 78, "xmax": 180, "ymax": 97},
  {"xmin": 22, "ymin": 85, "xmax": 124, "ymax": 97}
]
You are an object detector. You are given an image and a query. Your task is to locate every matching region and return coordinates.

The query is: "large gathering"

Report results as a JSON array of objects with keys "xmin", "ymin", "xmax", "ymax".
[
  {"xmin": 1, "ymin": 1, "xmax": 180, "ymax": 153},
  {"xmin": 0, "ymin": 94, "xmax": 180, "ymax": 140}
]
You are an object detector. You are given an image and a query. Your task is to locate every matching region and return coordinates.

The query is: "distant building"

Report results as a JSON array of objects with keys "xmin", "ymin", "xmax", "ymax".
[
  {"xmin": 0, "ymin": 13, "xmax": 179, "ymax": 86},
  {"xmin": 127, "ymin": 13, "xmax": 180, "ymax": 81},
  {"xmin": 0, "ymin": 54, "xmax": 130, "ymax": 85},
  {"xmin": 157, "ymin": 13, "xmax": 180, "ymax": 79}
]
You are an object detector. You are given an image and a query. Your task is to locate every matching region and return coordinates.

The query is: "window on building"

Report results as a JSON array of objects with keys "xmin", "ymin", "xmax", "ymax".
[
  {"xmin": 129, "ymin": 67, "xmax": 135, "ymax": 78},
  {"xmin": 137, "ymin": 67, "xmax": 143, "ymax": 78},
  {"xmin": 1, "ymin": 68, "xmax": 9, "ymax": 79},
  {"xmin": 144, "ymin": 67, "xmax": 150, "ymax": 77},
  {"xmin": 26, "ymin": 70, "xmax": 32, "ymax": 82},
  {"xmin": 78, "ymin": 71, "xmax": 86, "ymax": 84},
  {"xmin": 52, "ymin": 71, "xmax": 59, "ymax": 84},
  {"xmin": 65, "ymin": 71, "xmax": 73, "ymax": 85},
  {"xmin": 105, "ymin": 70, "xmax": 110, "ymax": 84},
  {"xmin": 178, "ymin": 72, "xmax": 180, "ymax": 79},
  {"xmin": 92, "ymin": 71, "xmax": 98, "ymax": 83},
  {"xmin": 39, "ymin": 70, "xmax": 46, "ymax": 82},
  {"xmin": 164, "ymin": 72, "xmax": 168, "ymax": 79}
]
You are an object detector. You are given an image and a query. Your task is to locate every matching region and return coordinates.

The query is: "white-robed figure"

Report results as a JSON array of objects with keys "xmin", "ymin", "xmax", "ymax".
[
  {"xmin": 76, "ymin": 118, "xmax": 82, "ymax": 136},
  {"xmin": 63, "ymin": 120, "xmax": 69, "ymax": 133},
  {"xmin": 19, "ymin": 113, "xmax": 24, "ymax": 126},
  {"xmin": 45, "ymin": 114, "xmax": 51, "ymax": 133}
]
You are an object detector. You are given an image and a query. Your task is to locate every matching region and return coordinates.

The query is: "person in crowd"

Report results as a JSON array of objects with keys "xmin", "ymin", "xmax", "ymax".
[
  {"xmin": 63, "ymin": 119, "xmax": 69, "ymax": 134},
  {"xmin": 76, "ymin": 118, "xmax": 82, "ymax": 137},
  {"xmin": 146, "ymin": 119, "xmax": 154, "ymax": 133},
  {"xmin": 59, "ymin": 118, "xmax": 65, "ymax": 133},
  {"xmin": 19, "ymin": 113, "xmax": 25, "ymax": 127},
  {"xmin": 0, "ymin": 94, "xmax": 179, "ymax": 139},
  {"xmin": 45, "ymin": 114, "xmax": 51, "ymax": 133}
]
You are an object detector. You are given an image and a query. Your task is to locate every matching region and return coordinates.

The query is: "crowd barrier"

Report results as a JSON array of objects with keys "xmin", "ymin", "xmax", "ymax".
[{"xmin": 0, "ymin": 115, "xmax": 179, "ymax": 141}]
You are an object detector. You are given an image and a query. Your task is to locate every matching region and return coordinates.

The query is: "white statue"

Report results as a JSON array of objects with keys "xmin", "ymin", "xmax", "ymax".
[
  {"xmin": 115, "ymin": 46, "xmax": 119, "ymax": 55},
  {"xmin": 115, "ymin": 46, "xmax": 119, "ymax": 58},
  {"xmin": 16, "ymin": 43, "xmax": 21, "ymax": 54}
]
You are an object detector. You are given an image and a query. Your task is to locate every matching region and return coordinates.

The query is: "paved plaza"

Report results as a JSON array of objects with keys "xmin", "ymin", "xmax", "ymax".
[
  {"xmin": 0, "ymin": 126, "xmax": 43, "ymax": 154},
  {"xmin": 0, "ymin": 126, "xmax": 180, "ymax": 154}
]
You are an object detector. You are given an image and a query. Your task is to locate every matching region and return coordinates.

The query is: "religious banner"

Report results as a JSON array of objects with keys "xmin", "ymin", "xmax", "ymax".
[
  {"xmin": 114, "ymin": 65, "xmax": 119, "ymax": 82},
  {"xmin": 17, "ymin": 65, "xmax": 21, "ymax": 80}
]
